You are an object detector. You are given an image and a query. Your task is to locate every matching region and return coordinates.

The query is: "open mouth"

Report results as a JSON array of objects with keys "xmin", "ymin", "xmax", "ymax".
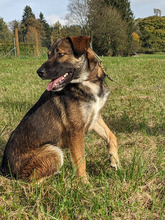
[{"xmin": 46, "ymin": 72, "xmax": 73, "ymax": 91}]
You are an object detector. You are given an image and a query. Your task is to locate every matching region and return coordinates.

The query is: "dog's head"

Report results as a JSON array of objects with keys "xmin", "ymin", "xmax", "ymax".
[{"xmin": 37, "ymin": 36, "xmax": 99, "ymax": 91}]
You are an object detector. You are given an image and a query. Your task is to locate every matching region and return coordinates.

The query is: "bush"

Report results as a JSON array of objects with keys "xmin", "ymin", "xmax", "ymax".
[
  {"xmin": 139, "ymin": 16, "xmax": 165, "ymax": 52},
  {"xmin": 0, "ymin": 42, "xmax": 14, "ymax": 56}
]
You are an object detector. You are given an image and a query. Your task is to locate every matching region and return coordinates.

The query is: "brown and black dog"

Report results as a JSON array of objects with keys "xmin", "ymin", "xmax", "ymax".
[{"xmin": 0, "ymin": 36, "xmax": 119, "ymax": 183}]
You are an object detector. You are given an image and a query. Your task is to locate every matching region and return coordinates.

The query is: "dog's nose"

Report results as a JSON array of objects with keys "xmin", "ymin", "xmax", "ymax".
[{"xmin": 37, "ymin": 68, "xmax": 45, "ymax": 78}]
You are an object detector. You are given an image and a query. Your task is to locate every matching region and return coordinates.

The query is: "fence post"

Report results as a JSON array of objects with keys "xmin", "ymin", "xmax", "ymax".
[
  {"xmin": 35, "ymin": 29, "xmax": 40, "ymax": 57},
  {"xmin": 14, "ymin": 38, "xmax": 16, "ymax": 57},
  {"xmin": 15, "ymin": 28, "xmax": 20, "ymax": 57},
  {"xmin": 51, "ymin": 35, "xmax": 54, "ymax": 46}
]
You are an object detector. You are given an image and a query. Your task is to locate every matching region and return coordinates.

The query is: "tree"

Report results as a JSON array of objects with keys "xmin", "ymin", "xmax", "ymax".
[
  {"xmin": 39, "ymin": 12, "xmax": 51, "ymax": 48},
  {"xmin": 0, "ymin": 18, "xmax": 12, "ymax": 41},
  {"xmin": 66, "ymin": 0, "xmax": 89, "ymax": 35},
  {"xmin": 139, "ymin": 16, "xmax": 165, "ymax": 52},
  {"xmin": 20, "ymin": 6, "xmax": 44, "ymax": 46},
  {"xmin": 89, "ymin": 0, "xmax": 128, "ymax": 56},
  {"xmin": 51, "ymin": 21, "xmax": 63, "ymax": 40},
  {"xmin": 21, "ymin": 5, "xmax": 35, "ymax": 24},
  {"xmin": 61, "ymin": 25, "xmax": 83, "ymax": 37},
  {"xmin": 51, "ymin": 22, "xmax": 83, "ymax": 43},
  {"xmin": 104, "ymin": 0, "xmax": 134, "ymax": 55},
  {"xmin": 9, "ymin": 20, "xmax": 21, "ymax": 33},
  {"xmin": 105, "ymin": 0, "xmax": 134, "ymax": 22},
  {"xmin": 132, "ymin": 32, "xmax": 140, "ymax": 52},
  {"xmin": 67, "ymin": 0, "xmax": 134, "ymax": 56},
  {"xmin": 24, "ymin": 17, "xmax": 43, "ymax": 47},
  {"xmin": 20, "ymin": 6, "xmax": 36, "ymax": 42}
]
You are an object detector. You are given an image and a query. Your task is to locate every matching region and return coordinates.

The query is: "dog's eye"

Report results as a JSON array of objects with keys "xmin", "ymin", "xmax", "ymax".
[
  {"xmin": 58, "ymin": 53, "xmax": 65, "ymax": 57},
  {"xmin": 47, "ymin": 51, "xmax": 52, "ymax": 59}
]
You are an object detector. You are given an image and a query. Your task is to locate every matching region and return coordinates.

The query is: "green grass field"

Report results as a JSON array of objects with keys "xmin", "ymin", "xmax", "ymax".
[{"xmin": 0, "ymin": 54, "xmax": 164, "ymax": 219}]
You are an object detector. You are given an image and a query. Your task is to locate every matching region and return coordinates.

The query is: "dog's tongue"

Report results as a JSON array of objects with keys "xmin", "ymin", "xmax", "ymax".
[{"xmin": 46, "ymin": 75, "xmax": 64, "ymax": 91}]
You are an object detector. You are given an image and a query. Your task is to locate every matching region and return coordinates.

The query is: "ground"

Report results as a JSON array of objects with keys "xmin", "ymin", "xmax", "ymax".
[{"xmin": 0, "ymin": 54, "xmax": 164, "ymax": 219}]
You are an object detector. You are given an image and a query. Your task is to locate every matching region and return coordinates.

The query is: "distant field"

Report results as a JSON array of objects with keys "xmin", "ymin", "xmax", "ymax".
[{"xmin": 0, "ymin": 54, "xmax": 165, "ymax": 219}]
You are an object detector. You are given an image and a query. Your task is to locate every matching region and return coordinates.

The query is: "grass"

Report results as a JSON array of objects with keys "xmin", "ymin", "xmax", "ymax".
[{"xmin": 0, "ymin": 54, "xmax": 165, "ymax": 219}]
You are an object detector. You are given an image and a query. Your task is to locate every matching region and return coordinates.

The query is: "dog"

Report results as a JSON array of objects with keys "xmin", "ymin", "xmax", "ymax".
[{"xmin": 0, "ymin": 36, "xmax": 119, "ymax": 183}]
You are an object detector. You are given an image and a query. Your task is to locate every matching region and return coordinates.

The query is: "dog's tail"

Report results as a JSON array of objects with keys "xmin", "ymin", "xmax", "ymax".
[
  {"xmin": 24, "ymin": 144, "xmax": 64, "ymax": 181},
  {"xmin": 1, "ymin": 144, "xmax": 64, "ymax": 181}
]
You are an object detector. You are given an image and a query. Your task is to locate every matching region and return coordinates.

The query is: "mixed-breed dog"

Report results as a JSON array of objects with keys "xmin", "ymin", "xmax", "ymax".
[{"xmin": 0, "ymin": 36, "xmax": 120, "ymax": 183}]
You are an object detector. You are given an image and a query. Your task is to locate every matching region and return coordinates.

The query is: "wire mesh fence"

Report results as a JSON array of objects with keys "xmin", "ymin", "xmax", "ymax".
[{"xmin": 0, "ymin": 40, "xmax": 47, "ymax": 58}]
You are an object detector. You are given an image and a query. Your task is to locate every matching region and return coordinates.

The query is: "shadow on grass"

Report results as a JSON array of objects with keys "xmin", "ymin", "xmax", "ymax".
[
  {"xmin": 0, "ymin": 137, "xmax": 6, "ymax": 165},
  {"xmin": 86, "ymin": 159, "xmax": 114, "ymax": 179},
  {"xmin": 104, "ymin": 113, "xmax": 165, "ymax": 136}
]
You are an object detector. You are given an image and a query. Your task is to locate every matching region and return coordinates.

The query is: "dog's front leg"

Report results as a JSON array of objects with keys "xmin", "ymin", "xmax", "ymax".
[
  {"xmin": 93, "ymin": 115, "xmax": 120, "ymax": 170},
  {"xmin": 69, "ymin": 131, "xmax": 88, "ymax": 183}
]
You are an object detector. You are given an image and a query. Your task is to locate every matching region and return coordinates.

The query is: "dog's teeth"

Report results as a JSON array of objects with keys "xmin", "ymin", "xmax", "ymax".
[{"xmin": 64, "ymin": 73, "xmax": 68, "ymax": 78}]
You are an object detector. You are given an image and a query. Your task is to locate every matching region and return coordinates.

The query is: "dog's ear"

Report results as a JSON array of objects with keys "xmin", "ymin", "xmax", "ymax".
[
  {"xmin": 67, "ymin": 36, "xmax": 91, "ymax": 56},
  {"xmin": 87, "ymin": 48, "xmax": 98, "ymax": 71}
]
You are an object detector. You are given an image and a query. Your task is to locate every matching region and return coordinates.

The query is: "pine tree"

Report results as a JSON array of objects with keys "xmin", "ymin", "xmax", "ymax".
[
  {"xmin": 39, "ymin": 12, "xmax": 51, "ymax": 48},
  {"xmin": 21, "ymin": 5, "xmax": 35, "ymax": 24},
  {"xmin": 20, "ymin": 6, "xmax": 36, "ymax": 42},
  {"xmin": 20, "ymin": 5, "xmax": 43, "ymax": 46}
]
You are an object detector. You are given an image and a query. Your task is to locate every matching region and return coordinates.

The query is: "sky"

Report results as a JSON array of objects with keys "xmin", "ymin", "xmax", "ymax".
[{"xmin": 0, "ymin": 0, "xmax": 165, "ymax": 26}]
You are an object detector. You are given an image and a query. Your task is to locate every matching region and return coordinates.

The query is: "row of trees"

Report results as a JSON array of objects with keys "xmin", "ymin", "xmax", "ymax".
[
  {"xmin": 0, "ymin": 1, "xmax": 165, "ymax": 56},
  {"xmin": 66, "ymin": 0, "xmax": 134, "ymax": 56},
  {"xmin": 66, "ymin": 0, "xmax": 165, "ymax": 54}
]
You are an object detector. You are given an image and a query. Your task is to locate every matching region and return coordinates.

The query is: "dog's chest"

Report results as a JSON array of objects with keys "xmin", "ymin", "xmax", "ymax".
[{"xmin": 80, "ymin": 81, "xmax": 109, "ymax": 131}]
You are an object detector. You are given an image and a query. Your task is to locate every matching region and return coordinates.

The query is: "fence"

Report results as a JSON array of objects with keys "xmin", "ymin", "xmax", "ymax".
[{"xmin": 0, "ymin": 28, "xmax": 47, "ymax": 58}]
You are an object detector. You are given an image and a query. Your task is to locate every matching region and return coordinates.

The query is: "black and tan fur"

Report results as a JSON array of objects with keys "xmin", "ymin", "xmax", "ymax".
[{"xmin": 0, "ymin": 36, "xmax": 119, "ymax": 182}]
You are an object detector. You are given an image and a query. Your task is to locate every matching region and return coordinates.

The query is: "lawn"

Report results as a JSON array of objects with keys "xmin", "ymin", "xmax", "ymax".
[{"xmin": 0, "ymin": 54, "xmax": 164, "ymax": 219}]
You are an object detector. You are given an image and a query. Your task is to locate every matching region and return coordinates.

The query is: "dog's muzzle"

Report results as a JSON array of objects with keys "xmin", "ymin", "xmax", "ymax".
[
  {"xmin": 37, "ymin": 67, "xmax": 47, "ymax": 79},
  {"xmin": 37, "ymin": 67, "xmax": 74, "ymax": 91}
]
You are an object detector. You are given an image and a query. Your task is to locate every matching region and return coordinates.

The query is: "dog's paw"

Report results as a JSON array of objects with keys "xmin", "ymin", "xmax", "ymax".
[
  {"xmin": 109, "ymin": 153, "xmax": 120, "ymax": 170},
  {"xmin": 79, "ymin": 176, "xmax": 89, "ymax": 184},
  {"xmin": 73, "ymin": 175, "xmax": 89, "ymax": 185}
]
